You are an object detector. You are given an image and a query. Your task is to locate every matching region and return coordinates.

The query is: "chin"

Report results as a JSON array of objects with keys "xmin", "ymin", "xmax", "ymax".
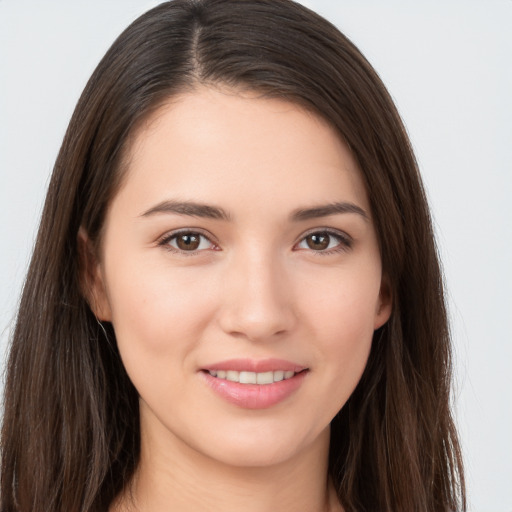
[{"xmin": 195, "ymin": 422, "xmax": 330, "ymax": 470}]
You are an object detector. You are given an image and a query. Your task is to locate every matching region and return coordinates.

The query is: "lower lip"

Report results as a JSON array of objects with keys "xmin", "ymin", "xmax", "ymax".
[{"xmin": 200, "ymin": 371, "xmax": 308, "ymax": 409}]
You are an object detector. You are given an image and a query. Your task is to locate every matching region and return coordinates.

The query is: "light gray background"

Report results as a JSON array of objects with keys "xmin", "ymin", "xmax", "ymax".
[{"xmin": 1, "ymin": 1, "xmax": 511, "ymax": 510}]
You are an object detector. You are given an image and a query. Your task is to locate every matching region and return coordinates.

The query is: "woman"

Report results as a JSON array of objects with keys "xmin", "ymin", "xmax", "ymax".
[{"xmin": 0, "ymin": 0, "xmax": 465, "ymax": 510}]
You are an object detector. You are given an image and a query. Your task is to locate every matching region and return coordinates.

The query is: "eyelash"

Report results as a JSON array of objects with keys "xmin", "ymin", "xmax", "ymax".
[
  {"xmin": 157, "ymin": 229, "xmax": 218, "ymax": 256},
  {"xmin": 157, "ymin": 228, "xmax": 352, "ymax": 256},
  {"xmin": 294, "ymin": 229, "xmax": 353, "ymax": 255}
]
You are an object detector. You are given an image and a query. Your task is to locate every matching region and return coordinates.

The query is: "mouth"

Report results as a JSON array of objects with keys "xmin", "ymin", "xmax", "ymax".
[
  {"xmin": 204, "ymin": 369, "xmax": 303, "ymax": 385},
  {"xmin": 200, "ymin": 359, "xmax": 309, "ymax": 409}
]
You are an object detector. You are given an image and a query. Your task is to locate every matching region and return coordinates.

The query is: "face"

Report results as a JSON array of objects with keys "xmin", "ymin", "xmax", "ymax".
[{"xmin": 88, "ymin": 87, "xmax": 391, "ymax": 468}]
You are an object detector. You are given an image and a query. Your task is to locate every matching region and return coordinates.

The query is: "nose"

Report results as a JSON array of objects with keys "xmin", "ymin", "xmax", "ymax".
[{"xmin": 217, "ymin": 249, "xmax": 297, "ymax": 342}]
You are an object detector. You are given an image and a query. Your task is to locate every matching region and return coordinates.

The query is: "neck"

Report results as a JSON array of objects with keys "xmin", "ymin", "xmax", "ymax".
[{"xmin": 111, "ymin": 414, "xmax": 341, "ymax": 512}]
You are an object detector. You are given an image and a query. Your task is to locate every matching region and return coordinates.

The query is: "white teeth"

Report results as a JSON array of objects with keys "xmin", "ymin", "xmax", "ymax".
[
  {"xmin": 226, "ymin": 370, "xmax": 239, "ymax": 382},
  {"xmin": 208, "ymin": 369, "xmax": 298, "ymax": 384},
  {"xmin": 239, "ymin": 371, "xmax": 257, "ymax": 384},
  {"xmin": 256, "ymin": 371, "xmax": 273, "ymax": 385},
  {"xmin": 273, "ymin": 370, "xmax": 284, "ymax": 382}
]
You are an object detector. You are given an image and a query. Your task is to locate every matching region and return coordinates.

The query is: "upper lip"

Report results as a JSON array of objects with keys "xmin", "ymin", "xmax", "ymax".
[{"xmin": 201, "ymin": 358, "xmax": 307, "ymax": 373}]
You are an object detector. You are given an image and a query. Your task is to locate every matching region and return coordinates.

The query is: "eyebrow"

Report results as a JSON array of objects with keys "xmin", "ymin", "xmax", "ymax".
[
  {"xmin": 291, "ymin": 202, "xmax": 369, "ymax": 222},
  {"xmin": 140, "ymin": 199, "xmax": 368, "ymax": 222},
  {"xmin": 140, "ymin": 200, "xmax": 231, "ymax": 221}
]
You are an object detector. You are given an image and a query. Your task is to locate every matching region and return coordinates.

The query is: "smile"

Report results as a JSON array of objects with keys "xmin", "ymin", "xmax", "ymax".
[
  {"xmin": 207, "ymin": 370, "xmax": 297, "ymax": 385},
  {"xmin": 201, "ymin": 359, "xmax": 308, "ymax": 409}
]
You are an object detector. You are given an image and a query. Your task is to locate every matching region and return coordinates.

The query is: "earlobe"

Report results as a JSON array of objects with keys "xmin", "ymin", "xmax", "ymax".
[
  {"xmin": 374, "ymin": 275, "xmax": 392, "ymax": 330},
  {"xmin": 77, "ymin": 227, "xmax": 112, "ymax": 322}
]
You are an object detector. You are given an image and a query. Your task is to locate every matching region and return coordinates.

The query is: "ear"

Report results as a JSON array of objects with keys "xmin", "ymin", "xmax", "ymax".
[
  {"xmin": 77, "ymin": 227, "xmax": 112, "ymax": 321},
  {"xmin": 374, "ymin": 274, "xmax": 392, "ymax": 330}
]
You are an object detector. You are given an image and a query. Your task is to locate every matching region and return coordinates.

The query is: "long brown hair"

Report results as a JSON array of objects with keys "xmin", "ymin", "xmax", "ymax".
[{"xmin": 1, "ymin": 1, "xmax": 465, "ymax": 510}]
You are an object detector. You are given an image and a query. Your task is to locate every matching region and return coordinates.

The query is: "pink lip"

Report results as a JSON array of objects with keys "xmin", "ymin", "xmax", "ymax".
[
  {"xmin": 199, "ymin": 359, "xmax": 308, "ymax": 410},
  {"xmin": 202, "ymin": 358, "xmax": 306, "ymax": 373}
]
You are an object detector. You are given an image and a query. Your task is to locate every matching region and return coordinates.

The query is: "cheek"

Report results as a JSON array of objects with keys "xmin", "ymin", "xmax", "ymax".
[
  {"xmin": 302, "ymin": 261, "xmax": 381, "ymax": 343},
  {"xmin": 303, "ymin": 300, "xmax": 375, "ymax": 424},
  {"xmin": 104, "ymin": 257, "xmax": 217, "ymax": 367},
  {"xmin": 311, "ymin": 292, "xmax": 375, "ymax": 372},
  {"xmin": 300, "ymin": 265, "xmax": 380, "ymax": 400}
]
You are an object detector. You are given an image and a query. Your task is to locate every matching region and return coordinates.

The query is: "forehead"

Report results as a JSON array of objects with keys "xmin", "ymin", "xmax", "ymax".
[{"xmin": 114, "ymin": 86, "xmax": 370, "ymax": 218}]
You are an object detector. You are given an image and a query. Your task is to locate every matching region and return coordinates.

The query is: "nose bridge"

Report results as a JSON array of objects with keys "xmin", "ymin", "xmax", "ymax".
[{"xmin": 219, "ymin": 244, "xmax": 295, "ymax": 341}]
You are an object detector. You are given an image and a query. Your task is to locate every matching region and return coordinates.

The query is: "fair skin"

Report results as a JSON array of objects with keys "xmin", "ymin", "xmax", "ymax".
[{"xmin": 85, "ymin": 86, "xmax": 391, "ymax": 512}]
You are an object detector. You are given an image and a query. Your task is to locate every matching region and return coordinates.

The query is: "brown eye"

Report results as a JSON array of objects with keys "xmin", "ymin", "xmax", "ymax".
[
  {"xmin": 296, "ymin": 230, "xmax": 351, "ymax": 253},
  {"xmin": 176, "ymin": 233, "xmax": 200, "ymax": 250},
  {"xmin": 305, "ymin": 233, "xmax": 330, "ymax": 250},
  {"xmin": 165, "ymin": 232, "xmax": 214, "ymax": 252}
]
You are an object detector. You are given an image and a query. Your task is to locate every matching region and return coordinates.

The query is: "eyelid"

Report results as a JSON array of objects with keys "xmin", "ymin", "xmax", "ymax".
[
  {"xmin": 156, "ymin": 228, "xmax": 219, "ymax": 254},
  {"xmin": 293, "ymin": 227, "xmax": 353, "ymax": 253}
]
